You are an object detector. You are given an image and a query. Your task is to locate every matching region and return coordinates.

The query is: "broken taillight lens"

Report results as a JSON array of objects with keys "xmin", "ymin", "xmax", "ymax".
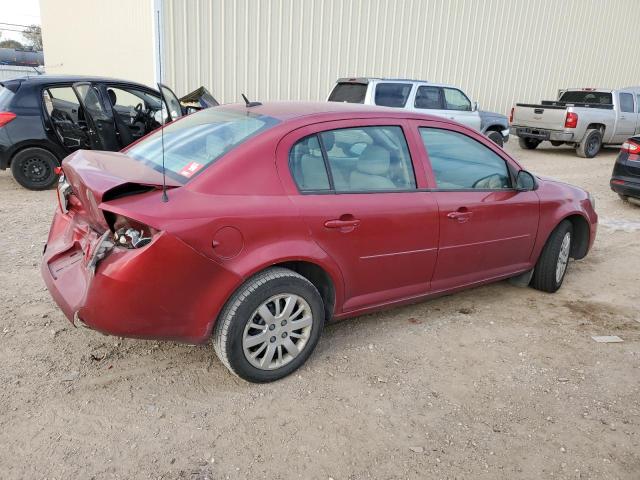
[
  {"xmin": 57, "ymin": 172, "xmax": 73, "ymax": 213},
  {"xmin": 112, "ymin": 215, "xmax": 157, "ymax": 249}
]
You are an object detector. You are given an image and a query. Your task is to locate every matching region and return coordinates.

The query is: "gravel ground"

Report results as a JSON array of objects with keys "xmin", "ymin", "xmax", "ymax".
[{"xmin": 0, "ymin": 140, "xmax": 639, "ymax": 479}]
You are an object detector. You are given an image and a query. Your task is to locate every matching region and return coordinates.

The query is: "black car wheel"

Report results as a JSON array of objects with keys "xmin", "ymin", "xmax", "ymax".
[
  {"xmin": 213, "ymin": 267, "xmax": 325, "ymax": 383},
  {"xmin": 518, "ymin": 137, "xmax": 540, "ymax": 150},
  {"xmin": 486, "ymin": 130, "xmax": 504, "ymax": 147},
  {"xmin": 576, "ymin": 129, "xmax": 602, "ymax": 158},
  {"xmin": 530, "ymin": 220, "xmax": 573, "ymax": 293},
  {"xmin": 10, "ymin": 147, "xmax": 59, "ymax": 190}
]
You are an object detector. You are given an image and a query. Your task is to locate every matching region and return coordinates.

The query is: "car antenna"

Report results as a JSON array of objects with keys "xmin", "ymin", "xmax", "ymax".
[
  {"xmin": 241, "ymin": 93, "xmax": 262, "ymax": 108},
  {"xmin": 156, "ymin": 10, "xmax": 169, "ymax": 203}
]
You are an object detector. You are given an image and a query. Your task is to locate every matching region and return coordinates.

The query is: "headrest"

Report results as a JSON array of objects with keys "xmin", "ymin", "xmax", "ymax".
[
  {"xmin": 107, "ymin": 89, "xmax": 117, "ymax": 106},
  {"xmin": 357, "ymin": 145, "xmax": 390, "ymax": 175}
]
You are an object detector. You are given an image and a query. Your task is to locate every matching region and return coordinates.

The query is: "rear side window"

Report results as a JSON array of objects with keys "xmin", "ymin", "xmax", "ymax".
[
  {"xmin": 443, "ymin": 88, "xmax": 472, "ymax": 111},
  {"xmin": 374, "ymin": 83, "xmax": 412, "ymax": 108},
  {"xmin": 559, "ymin": 91, "xmax": 612, "ymax": 105},
  {"xmin": 290, "ymin": 126, "xmax": 416, "ymax": 193},
  {"xmin": 619, "ymin": 93, "xmax": 634, "ymax": 113},
  {"xmin": 328, "ymin": 83, "xmax": 367, "ymax": 103},
  {"xmin": 0, "ymin": 84, "xmax": 16, "ymax": 109},
  {"xmin": 420, "ymin": 128, "xmax": 511, "ymax": 190},
  {"xmin": 415, "ymin": 86, "xmax": 443, "ymax": 109}
]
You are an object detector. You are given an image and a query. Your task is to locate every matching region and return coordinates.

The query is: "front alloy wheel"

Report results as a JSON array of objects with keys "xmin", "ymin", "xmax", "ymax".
[{"xmin": 530, "ymin": 220, "xmax": 573, "ymax": 293}]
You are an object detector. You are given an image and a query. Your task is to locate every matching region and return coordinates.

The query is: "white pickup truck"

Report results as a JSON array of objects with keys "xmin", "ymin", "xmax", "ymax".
[{"xmin": 510, "ymin": 87, "xmax": 640, "ymax": 157}]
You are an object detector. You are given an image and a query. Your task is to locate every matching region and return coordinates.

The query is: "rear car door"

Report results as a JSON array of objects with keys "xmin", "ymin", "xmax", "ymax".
[
  {"xmin": 615, "ymin": 92, "xmax": 636, "ymax": 142},
  {"xmin": 279, "ymin": 119, "xmax": 439, "ymax": 313},
  {"xmin": 157, "ymin": 83, "xmax": 184, "ymax": 122},
  {"xmin": 416, "ymin": 122, "xmax": 539, "ymax": 291},
  {"xmin": 72, "ymin": 82, "xmax": 120, "ymax": 151},
  {"xmin": 413, "ymin": 86, "xmax": 482, "ymax": 131}
]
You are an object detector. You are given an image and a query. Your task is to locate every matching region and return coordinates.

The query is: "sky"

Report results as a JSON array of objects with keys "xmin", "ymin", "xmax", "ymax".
[{"xmin": 0, "ymin": 0, "xmax": 41, "ymax": 42}]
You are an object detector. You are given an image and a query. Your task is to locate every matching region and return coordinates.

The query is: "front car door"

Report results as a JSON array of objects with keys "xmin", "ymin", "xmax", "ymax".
[
  {"xmin": 615, "ymin": 92, "xmax": 636, "ymax": 142},
  {"xmin": 415, "ymin": 121, "xmax": 539, "ymax": 291},
  {"xmin": 157, "ymin": 83, "xmax": 185, "ymax": 123},
  {"xmin": 278, "ymin": 119, "xmax": 439, "ymax": 313},
  {"xmin": 71, "ymin": 82, "xmax": 120, "ymax": 151}
]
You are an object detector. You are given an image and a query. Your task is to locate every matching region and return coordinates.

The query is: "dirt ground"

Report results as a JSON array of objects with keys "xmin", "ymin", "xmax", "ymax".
[{"xmin": 1, "ymin": 140, "xmax": 639, "ymax": 480}]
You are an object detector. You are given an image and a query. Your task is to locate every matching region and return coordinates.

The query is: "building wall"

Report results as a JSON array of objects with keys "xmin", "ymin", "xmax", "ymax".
[
  {"xmin": 161, "ymin": 0, "xmax": 640, "ymax": 114},
  {"xmin": 40, "ymin": 0, "xmax": 156, "ymax": 86}
]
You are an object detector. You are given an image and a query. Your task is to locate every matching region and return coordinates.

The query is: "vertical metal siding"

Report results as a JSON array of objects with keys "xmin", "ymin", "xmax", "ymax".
[{"xmin": 162, "ymin": 0, "xmax": 640, "ymax": 114}]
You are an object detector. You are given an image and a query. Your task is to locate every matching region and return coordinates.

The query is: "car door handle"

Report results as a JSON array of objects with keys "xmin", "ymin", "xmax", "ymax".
[
  {"xmin": 447, "ymin": 209, "xmax": 473, "ymax": 223},
  {"xmin": 324, "ymin": 219, "xmax": 361, "ymax": 229}
]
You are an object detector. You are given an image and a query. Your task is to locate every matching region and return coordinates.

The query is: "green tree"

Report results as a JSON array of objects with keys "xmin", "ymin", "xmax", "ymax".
[
  {"xmin": 0, "ymin": 39, "xmax": 25, "ymax": 49},
  {"xmin": 22, "ymin": 25, "xmax": 42, "ymax": 51}
]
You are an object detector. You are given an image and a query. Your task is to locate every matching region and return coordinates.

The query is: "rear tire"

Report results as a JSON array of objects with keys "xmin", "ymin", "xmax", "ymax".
[
  {"xmin": 10, "ymin": 147, "xmax": 59, "ymax": 190},
  {"xmin": 530, "ymin": 220, "xmax": 573, "ymax": 293},
  {"xmin": 213, "ymin": 267, "xmax": 325, "ymax": 383},
  {"xmin": 518, "ymin": 137, "xmax": 540, "ymax": 150},
  {"xmin": 576, "ymin": 129, "xmax": 602, "ymax": 158},
  {"xmin": 486, "ymin": 130, "xmax": 504, "ymax": 147}
]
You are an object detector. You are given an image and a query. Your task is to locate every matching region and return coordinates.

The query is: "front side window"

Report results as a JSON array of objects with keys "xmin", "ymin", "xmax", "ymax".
[
  {"xmin": 289, "ymin": 126, "xmax": 416, "ymax": 193},
  {"xmin": 420, "ymin": 128, "xmax": 511, "ymax": 190},
  {"xmin": 619, "ymin": 92, "xmax": 634, "ymax": 113},
  {"xmin": 126, "ymin": 108, "xmax": 280, "ymax": 183},
  {"xmin": 374, "ymin": 83, "xmax": 412, "ymax": 108},
  {"xmin": 443, "ymin": 88, "xmax": 472, "ymax": 111}
]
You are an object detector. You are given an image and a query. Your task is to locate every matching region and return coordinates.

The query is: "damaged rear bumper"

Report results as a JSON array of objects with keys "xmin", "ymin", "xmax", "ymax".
[{"xmin": 41, "ymin": 209, "xmax": 241, "ymax": 344}]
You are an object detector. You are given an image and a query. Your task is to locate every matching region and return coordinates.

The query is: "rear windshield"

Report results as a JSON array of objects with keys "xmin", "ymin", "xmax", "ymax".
[
  {"xmin": 125, "ymin": 108, "xmax": 280, "ymax": 183},
  {"xmin": 0, "ymin": 84, "xmax": 16, "ymax": 109},
  {"xmin": 559, "ymin": 91, "xmax": 612, "ymax": 105},
  {"xmin": 374, "ymin": 83, "xmax": 412, "ymax": 108},
  {"xmin": 328, "ymin": 82, "xmax": 367, "ymax": 103}
]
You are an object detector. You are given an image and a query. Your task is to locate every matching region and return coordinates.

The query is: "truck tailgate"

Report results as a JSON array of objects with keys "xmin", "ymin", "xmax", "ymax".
[{"xmin": 513, "ymin": 104, "xmax": 567, "ymax": 130}]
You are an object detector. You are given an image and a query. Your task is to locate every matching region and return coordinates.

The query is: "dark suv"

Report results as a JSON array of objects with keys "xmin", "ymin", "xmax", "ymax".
[{"xmin": 0, "ymin": 75, "xmax": 195, "ymax": 190}]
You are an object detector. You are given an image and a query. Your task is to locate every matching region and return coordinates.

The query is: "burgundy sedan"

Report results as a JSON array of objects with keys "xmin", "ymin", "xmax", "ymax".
[{"xmin": 42, "ymin": 102, "xmax": 597, "ymax": 382}]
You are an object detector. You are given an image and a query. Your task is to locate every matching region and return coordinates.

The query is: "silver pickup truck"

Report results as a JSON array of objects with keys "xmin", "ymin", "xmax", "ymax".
[{"xmin": 511, "ymin": 87, "xmax": 640, "ymax": 157}]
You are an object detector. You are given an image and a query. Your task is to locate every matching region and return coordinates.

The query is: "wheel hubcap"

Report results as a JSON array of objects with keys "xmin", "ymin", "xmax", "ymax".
[
  {"xmin": 555, "ymin": 232, "xmax": 571, "ymax": 283},
  {"xmin": 21, "ymin": 157, "xmax": 50, "ymax": 182},
  {"xmin": 242, "ymin": 294, "xmax": 313, "ymax": 370}
]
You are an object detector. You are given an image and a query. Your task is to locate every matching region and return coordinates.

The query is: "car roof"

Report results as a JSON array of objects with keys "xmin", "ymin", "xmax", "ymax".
[
  {"xmin": 217, "ymin": 101, "xmax": 445, "ymax": 123},
  {"xmin": 4, "ymin": 74, "xmax": 154, "ymax": 89},
  {"xmin": 335, "ymin": 77, "xmax": 459, "ymax": 89}
]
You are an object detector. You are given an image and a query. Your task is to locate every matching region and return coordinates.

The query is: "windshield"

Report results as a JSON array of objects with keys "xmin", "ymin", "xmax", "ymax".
[
  {"xmin": 559, "ymin": 91, "xmax": 612, "ymax": 105},
  {"xmin": 126, "ymin": 108, "xmax": 281, "ymax": 183}
]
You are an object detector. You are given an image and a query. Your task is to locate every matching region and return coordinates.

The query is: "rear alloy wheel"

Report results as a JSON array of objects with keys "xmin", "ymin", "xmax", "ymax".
[
  {"xmin": 10, "ymin": 147, "xmax": 59, "ymax": 190},
  {"xmin": 518, "ymin": 137, "xmax": 540, "ymax": 150},
  {"xmin": 530, "ymin": 220, "xmax": 573, "ymax": 293},
  {"xmin": 486, "ymin": 130, "xmax": 504, "ymax": 147},
  {"xmin": 213, "ymin": 267, "xmax": 324, "ymax": 382},
  {"xmin": 576, "ymin": 129, "xmax": 602, "ymax": 158}
]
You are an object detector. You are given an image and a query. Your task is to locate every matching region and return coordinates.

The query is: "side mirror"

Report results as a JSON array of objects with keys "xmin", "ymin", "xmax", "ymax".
[
  {"xmin": 515, "ymin": 170, "xmax": 536, "ymax": 191},
  {"xmin": 473, "ymin": 101, "xmax": 479, "ymax": 112}
]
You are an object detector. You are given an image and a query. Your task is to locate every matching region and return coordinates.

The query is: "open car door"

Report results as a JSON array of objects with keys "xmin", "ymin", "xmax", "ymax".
[
  {"xmin": 72, "ymin": 82, "xmax": 120, "ymax": 151},
  {"xmin": 157, "ymin": 83, "xmax": 184, "ymax": 123}
]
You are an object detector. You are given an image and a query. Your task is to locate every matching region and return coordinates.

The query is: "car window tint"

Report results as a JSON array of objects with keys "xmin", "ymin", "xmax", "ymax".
[
  {"xmin": 420, "ymin": 128, "xmax": 511, "ymax": 190},
  {"xmin": 374, "ymin": 83, "xmax": 412, "ymax": 108},
  {"xmin": 559, "ymin": 91, "xmax": 612, "ymax": 105},
  {"xmin": 415, "ymin": 86, "xmax": 443, "ymax": 109},
  {"xmin": 289, "ymin": 135, "xmax": 331, "ymax": 191},
  {"xmin": 443, "ymin": 88, "xmax": 471, "ymax": 111},
  {"xmin": 320, "ymin": 126, "xmax": 416, "ymax": 192},
  {"xmin": 619, "ymin": 93, "xmax": 634, "ymax": 113},
  {"xmin": 328, "ymin": 82, "xmax": 367, "ymax": 103}
]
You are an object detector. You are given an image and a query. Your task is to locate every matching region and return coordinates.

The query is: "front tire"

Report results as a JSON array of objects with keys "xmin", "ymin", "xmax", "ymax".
[
  {"xmin": 530, "ymin": 220, "xmax": 573, "ymax": 293},
  {"xmin": 518, "ymin": 137, "xmax": 540, "ymax": 150},
  {"xmin": 10, "ymin": 147, "xmax": 59, "ymax": 190},
  {"xmin": 213, "ymin": 267, "xmax": 324, "ymax": 383},
  {"xmin": 576, "ymin": 129, "xmax": 602, "ymax": 158},
  {"xmin": 486, "ymin": 130, "xmax": 504, "ymax": 147}
]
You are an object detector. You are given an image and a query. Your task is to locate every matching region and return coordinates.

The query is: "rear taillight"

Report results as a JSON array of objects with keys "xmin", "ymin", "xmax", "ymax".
[
  {"xmin": 621, "ymin": 140, "xmax": 640, "ymax": 155},
  {"xmin": 0, "ymin": 112, "xmax": 16, "ymax": 127},
  {"xmin": 565, "ymin": 112, "xmax": 578, "ymax": 128},
  {"xmin": 112, "ymin": 215, "xmax": 157, "ymax": 249},
  {"xmin": 509, "ymin": 107, "xmax": 514, "ymax": 123}
]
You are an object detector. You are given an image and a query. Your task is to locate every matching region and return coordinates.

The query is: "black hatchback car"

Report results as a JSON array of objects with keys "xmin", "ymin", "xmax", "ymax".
[
  {"xmin": 0, "ymin": 75, "xmax": 209, "ymax": 190},
  {"xmin": 611, "ymin": 136, "xmax": 640, "ymax": 205}
]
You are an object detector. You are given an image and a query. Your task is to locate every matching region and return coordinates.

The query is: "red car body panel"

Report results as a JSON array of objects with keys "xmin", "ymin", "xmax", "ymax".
[{"xmin": 41, "ymin": 102, "xmax": 598, "ymax": 344}]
